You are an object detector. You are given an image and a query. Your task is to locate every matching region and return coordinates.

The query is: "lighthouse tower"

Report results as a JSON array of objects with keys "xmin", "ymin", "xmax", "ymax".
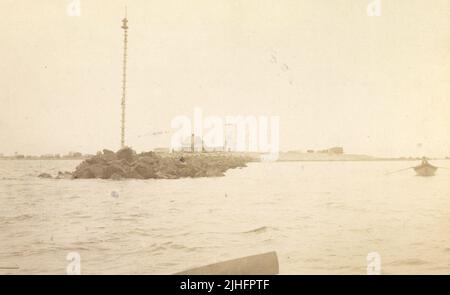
[{"xmin": 120, "ymin": 10, "xmax": 129, "ymax": 148}]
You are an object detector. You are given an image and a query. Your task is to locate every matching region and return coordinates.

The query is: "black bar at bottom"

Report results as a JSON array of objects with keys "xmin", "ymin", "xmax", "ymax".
[{"xmin": 0, "ymin": 275, "xmax": 448, "ymax": 294}]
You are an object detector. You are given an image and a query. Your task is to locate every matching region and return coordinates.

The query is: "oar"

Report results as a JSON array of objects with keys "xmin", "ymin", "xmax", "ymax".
[
  {"xmin": 385, "ymin": 167, "xmax": 414, "ymax": 175},
  {"xmin": 436, "ymin": 166, "xmax": 450, "ymax": 170}
]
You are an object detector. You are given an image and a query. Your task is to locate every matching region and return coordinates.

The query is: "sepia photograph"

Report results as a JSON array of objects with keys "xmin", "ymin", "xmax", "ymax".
[{"xmin": 0, "ymin": 0, "xmax": 449, "ymax": 279}]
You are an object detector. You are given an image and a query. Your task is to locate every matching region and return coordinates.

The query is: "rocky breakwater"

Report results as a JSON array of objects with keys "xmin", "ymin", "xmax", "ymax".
[{"xmin": 69, "ymin": 147, "xmax": 253, "ymax": 180}]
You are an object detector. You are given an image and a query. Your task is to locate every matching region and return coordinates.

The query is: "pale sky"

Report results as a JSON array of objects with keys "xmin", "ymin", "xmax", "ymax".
[{"xmin": 0, "ymin": 0, "xmax": 449, "ymax": 157}]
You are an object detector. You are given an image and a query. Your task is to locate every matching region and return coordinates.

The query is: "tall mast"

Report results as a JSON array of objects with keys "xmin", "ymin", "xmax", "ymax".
[{"xmin": 120, "ymin": 8, "xmax": 129, "ymax": 148}]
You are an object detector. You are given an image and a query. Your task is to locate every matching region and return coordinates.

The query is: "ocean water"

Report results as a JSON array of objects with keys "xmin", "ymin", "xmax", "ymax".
[{"xmin": 0, "ymin": 159, "xmax": 449, "ymax": 274}]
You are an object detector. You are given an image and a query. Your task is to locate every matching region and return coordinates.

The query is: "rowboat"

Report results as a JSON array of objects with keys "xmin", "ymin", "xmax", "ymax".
[{"xmin": 414, "ymin": 159, "xmax": 438, "ymax": 177}]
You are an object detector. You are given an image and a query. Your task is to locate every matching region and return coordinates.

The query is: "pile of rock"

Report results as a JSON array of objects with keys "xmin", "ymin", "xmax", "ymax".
[{"xmin": 69, "ymin": 147, "xmax": 252, "ymax": 180}]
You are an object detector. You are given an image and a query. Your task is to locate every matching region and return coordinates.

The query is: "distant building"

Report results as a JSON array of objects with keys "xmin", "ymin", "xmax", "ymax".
[
  {"xmin": 307, "ymin": 150, "xmax": 314, "ymax": 153},
  {"xmin": 328, "ymin": 147, "xmax": 344, "ymax": 154},
  {"xmin": 318, "ymin": 147, "xmax": 344, "ymax": 154},
  {"xmin": 176, "ymin": 134, "xmax": 204, "ymax": 152},
  {"xmin": 172, "ymin": 134, "xmax": 227, "ymax": 153},
  {"xmin": 65, "ymin": 152, "xmax": 83, "ymax": 158},
  {"xmin": 287, "ymin": 150, "xmax": 303, "ymax": 153},
  {"xmin": 40, "ymin": 154, "xmax": 51, "ymax": 159},
  {"xmin": 40, "ymin": 154, "xmax": 61, "ymax": 159},
  {"xmin": 203, "ymin": 146, "xmax": 226, "ymax": 152}
]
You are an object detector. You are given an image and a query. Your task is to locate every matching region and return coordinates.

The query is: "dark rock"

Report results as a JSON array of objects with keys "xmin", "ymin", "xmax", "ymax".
[
  {"xmin": 132, "ymin": 164, "xmax": 155, "ymax": 179},
  {"xmin": 73, "ymin": 168, "xmax": 94, "ymax": 179},
  {"xmin": 38, "ymin": 173, "xmax": 52, "ymax": 179},
  {"xmin": 103, "ymin": 164, "xmax": 126, "ymax": 179},
  {"xmin": 110, "ymin": 173, "xmax": 123, "ymax": 180},
  {"xmin": 101, "ymin": 149, "xmax": 117, "ymax": 162},
  {"xmin": 73, "ymin": 163, "xmax": 103, "ymax": 179},
  {"xmin": 206, "ymin": 168, "xmax": 225, "ymax": 177},
  {"xmin": 56, "ymin": 171, "xmax": 72, "ymax": 179},
  {"xmin": 116, "ymin": 147, "xmax": 135, "ymax": 162},
  {"xmin": 89, "ymin": 164, "xmax": 106, "ymax": 178},
  {"xmin": 103, "ymin": 149, "xmax": 115, "ymax": 155},
  {"xmin": 127, "ymin": 169, "xmax": 145, "ymax": 179},
  {"xmin": 139, "ymin": 151, "xmax": 157, "ymax": 158}
]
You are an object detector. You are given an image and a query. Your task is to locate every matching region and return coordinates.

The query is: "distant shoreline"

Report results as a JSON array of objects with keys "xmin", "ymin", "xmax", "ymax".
[
  {"xmin": 0, "ymin": 157, "xmax": 88, "ymax": 161},
  {"xmin": 1, "ymin": 152, "xmax": 448, "ymax": 162},
  {"xmin": 277, "ymin": 152, "xmax": 449, "ymax": 162},
  {"xmin": 276, "ymin": 158, "xmax": 449, "ymax": 162}
]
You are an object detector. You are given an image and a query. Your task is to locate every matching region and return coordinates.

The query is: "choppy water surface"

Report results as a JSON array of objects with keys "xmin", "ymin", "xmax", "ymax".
[{"xmin": 0, "ymin": 160, "xmax": 449, "ymax": 274}]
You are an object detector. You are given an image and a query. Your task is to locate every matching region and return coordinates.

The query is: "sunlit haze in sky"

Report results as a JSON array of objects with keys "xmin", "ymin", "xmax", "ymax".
[{"xmin": 1, "ymin": 0, "xmax": 449, "ymax": 157}]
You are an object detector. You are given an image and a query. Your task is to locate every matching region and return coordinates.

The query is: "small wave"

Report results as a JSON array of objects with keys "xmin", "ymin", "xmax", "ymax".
[
  {"xmin": 349, "ymin": 228, "xmax": 372, "ymax": 234},
  {"xmin": 322, "ymin": 201, "xmax": 346, "ymax": 209},
  {"xmin": 150, "ymin": 243, "xmax": 179, "ymax": 252},
  {"xmin": 388, "ymin": 258, "xmax": 429, "ymax": 266},
  {"xmin": 303, "ymin": 257, "xmax": 326, "ymax": 263},
  {"xmin": 241, "ymin": 226, "xmax": 275, "ymax": 234},
  {"xmin": 53, "ymin": 245, "xmax": 92, "ymax": 251},
  {"xmin": 126, "ymin": 229, "xmax": 152, "ymax": 236},
  {"xmin": 0, "ymin": 214, "xmax": 34, "ymax": 223},
  {"xmin": 111, "ymin": 217, "xmax": 139, "ymax": 221},
  {"xmin": 170, "ymin": 243, "xmax": 188, "ymax": 250}
]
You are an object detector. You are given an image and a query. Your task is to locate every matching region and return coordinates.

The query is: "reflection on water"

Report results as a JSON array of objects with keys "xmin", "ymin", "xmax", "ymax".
[{"xmin": 0, "ymin": 160, "xmax": 449, "ymax": 274}]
